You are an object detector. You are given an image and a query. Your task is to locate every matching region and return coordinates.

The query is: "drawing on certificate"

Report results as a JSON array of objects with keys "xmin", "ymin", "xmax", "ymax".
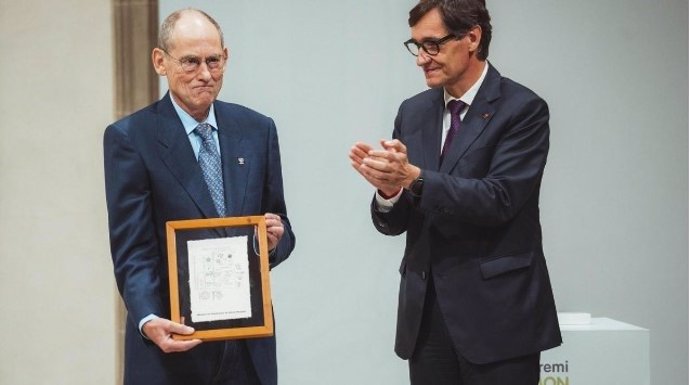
[{"xmin": 187, "ymin": 236, "xmax": 252, "ymax": 323}]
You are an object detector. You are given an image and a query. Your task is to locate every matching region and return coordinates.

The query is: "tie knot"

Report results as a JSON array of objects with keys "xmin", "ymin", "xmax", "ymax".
[
  {"xmin": 447, "ymin": 99, "xmax": 466, "ymax": 116},
  {"xmin": 195, "ymin": 123, "xmax": 214, "ymax": 141}
]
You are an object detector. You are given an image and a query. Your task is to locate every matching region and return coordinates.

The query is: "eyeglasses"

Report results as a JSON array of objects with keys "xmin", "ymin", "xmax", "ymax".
[
  {"xmin": 403, "ymin": 34, "xmax": 462, "ymax": 57},
  {"xmin": 161, "ymin": 49, "xmax": 225, "ymax": 73}
]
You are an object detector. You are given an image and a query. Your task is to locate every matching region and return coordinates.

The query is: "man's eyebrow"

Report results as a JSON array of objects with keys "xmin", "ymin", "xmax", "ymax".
[
  {"xmin": 179, "ymin": 53, "xmax": 223, "ymax": 60},
  {"xmin": 420, "ymin": 35, "xmax": 444, "ymax": 42},
  {"xmin": 178, "ymin": 54, "xmax": 201, "ymax": 61}
]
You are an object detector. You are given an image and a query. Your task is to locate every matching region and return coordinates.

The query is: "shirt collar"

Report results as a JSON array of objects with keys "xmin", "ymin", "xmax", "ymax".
[
  {"xmin": 169, "ymin": 93, "xmax": 219, "ymax": 136},
  {"xmin": 443, "ymin": 61, "xmax": 489, "ymax": 107}
]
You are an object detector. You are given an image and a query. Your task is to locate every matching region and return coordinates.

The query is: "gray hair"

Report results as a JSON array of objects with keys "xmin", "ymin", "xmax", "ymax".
[{"xmin": 158, "ymin": 8, "xmax": 224, "ymax": 51}]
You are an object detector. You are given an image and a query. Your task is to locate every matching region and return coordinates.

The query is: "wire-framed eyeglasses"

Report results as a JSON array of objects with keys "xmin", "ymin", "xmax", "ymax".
[{"xmin": 161, "ymin": 49, "xmax": 225, "ymax": 73}]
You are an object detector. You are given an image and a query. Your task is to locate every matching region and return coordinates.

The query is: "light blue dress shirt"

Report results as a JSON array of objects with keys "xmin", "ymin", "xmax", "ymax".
[
  {"xmin": 139, "ymin": 94, "xmax": 222, "ymax": 336},
  {"xmin": 170, "ymin": 94, "xmax": 221, "ymax": 157}
]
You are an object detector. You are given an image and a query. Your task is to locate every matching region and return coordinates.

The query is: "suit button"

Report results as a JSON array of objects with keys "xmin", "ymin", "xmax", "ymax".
[{"xmin": 421, "ymin": 271, "xmax": 427, "ymax": 280}]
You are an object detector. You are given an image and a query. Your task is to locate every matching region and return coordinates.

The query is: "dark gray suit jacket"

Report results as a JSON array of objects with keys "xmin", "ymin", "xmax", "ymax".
[{"xmin": 372, "ymin": 64, "xmax": 561, "ymax": 364}]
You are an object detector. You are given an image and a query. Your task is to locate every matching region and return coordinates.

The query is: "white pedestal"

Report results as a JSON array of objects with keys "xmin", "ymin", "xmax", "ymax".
[{"xmin": 539, "ymin": 317, "xmax": 650, "ymax": 385}]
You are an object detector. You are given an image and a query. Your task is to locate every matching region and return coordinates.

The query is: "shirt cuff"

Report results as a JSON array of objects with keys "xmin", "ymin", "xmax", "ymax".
[
  {"xmin": 374, "ymin": 188, "xmax": 403, "ymax": 213},
  {"xmin": 139, "ymin": 313, "xmax": 159, "ymax": 339}
]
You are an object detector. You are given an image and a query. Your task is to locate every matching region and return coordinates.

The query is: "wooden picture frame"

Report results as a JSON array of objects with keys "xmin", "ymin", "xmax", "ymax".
[{"xmin": 166, "ymin": 216, "xmax": 273, "ymax": 341}]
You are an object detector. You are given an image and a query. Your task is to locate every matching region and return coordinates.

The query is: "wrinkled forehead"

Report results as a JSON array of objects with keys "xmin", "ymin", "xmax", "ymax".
[{"xmin": 168, "ymin": 12, "xmax": 223, "ymax": 52}]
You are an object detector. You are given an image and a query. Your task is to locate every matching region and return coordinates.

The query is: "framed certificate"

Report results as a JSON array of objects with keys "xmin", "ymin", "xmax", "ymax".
[{"xmin": 166, "ymin": 216, "xmax": 273, "ymax": 341}]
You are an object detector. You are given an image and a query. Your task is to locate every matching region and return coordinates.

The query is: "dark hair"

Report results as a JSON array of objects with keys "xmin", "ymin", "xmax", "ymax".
[
  {"xmin": 159, "ymin": 8, "xmax": 224, "ymax": 51},
  {"xmin": 409, "ymin": 0, "xmax": 492, "ymax": 60}
]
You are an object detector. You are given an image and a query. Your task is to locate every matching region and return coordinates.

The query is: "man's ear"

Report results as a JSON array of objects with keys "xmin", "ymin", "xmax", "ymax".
[
  {"xmin": 466, "ymin": 25, "xmax": 482, "ymax": 55},
  {"xmin": 152, "ymin": 48, "xmax": 167, "ymax": 76},
  {"xmin": 221, "ymin": 47, "xmax": 230, "ymax": 73}
]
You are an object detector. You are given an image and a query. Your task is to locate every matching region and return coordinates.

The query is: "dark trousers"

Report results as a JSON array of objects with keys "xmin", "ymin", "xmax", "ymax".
[
  {"xmin": 409, "ymin": 278, "xmax": 540, "ymax": 385},
  {"xmin": 211, "ymin": 341, "xmax": 261, "ymax": 385}
]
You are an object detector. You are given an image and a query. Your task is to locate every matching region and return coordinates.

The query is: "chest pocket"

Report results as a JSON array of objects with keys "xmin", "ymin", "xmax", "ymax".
[{"xmin": 454, "ymin": 144, "xmax": 496, "ymax": 177}]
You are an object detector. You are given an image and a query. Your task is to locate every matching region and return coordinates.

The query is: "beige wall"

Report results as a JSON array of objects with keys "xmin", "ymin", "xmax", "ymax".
[{"xmin": 0, "ymin": 1, "xmax": 116, "ymax": 384}]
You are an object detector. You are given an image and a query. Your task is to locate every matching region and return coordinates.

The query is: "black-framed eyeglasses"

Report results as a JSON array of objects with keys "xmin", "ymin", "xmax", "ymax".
[
  {"xmin": 161, "ymin": 49, "xmax": 225, "ymax": 73},
  {"xmin": 403, "ymin": 34, "xmax": 462, "ymax": 57}
]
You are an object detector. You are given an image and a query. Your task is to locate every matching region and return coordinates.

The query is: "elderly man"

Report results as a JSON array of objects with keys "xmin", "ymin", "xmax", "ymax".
[
  {"xmin": 350, "ymin": 0, "xmax": 561, "ymax": 384},
  {"xmin": 104, "ymin": 8, "xmax": 295, "ymax": 385}
]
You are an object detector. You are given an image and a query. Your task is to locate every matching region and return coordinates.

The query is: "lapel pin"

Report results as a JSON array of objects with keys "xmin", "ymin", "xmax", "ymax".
[
  {"xmin": 482, "ymin": 113, "xmax": 491, "ymax": 120},
  {"xmin": 238, "ymin": 157, "xmax": 245, "ymax": 165}
]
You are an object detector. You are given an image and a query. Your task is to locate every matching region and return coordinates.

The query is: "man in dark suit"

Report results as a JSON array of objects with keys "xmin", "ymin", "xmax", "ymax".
[
  {"xmin": 350, "ymin": 0, "xmax": 561, "ymax": 384},
  {"xmin": 104, "ymin": 8, "xmax": 295, "ymax": 385}
]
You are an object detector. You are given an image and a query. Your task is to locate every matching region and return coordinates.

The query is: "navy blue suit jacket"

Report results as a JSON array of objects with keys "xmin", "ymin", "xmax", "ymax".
[
  {"xmin": 372, "ymin": 64, "xmax": 561, "ymax": 364},
  {"xmin": 104, "ymin": 93, "xmax": 295, "ymax": 385}
]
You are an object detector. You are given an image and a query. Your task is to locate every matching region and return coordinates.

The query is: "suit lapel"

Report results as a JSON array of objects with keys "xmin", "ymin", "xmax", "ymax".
[
  {"xmin": 420, "ymin": 89, "xmax": 444, "ymax": 171},
  {"xmin": 156, "ymin": 94, "xmax": 219, "ymax": 219},
  {"xmin": 215, "ymin": 103, "xmax": 248, "ymax": 216},
  {"xmin": 439, "ymin": 64, "xmax": 501, "ymax": 173}
]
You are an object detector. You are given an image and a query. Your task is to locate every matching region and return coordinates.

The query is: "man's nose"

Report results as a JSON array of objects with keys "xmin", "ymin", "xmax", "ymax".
[
  {"xmin": 416, "ymin": 50, "xmax": 431, "ymax": 66},
  {"xmin": 197, "ymin": 62, "xmax": 212, "ymax": 80}
]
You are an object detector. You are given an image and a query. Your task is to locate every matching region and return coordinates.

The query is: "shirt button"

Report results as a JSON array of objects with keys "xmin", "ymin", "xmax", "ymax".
[{"xmin": 421, "ymin": 271, "xmax": 427, "ymax": 280}]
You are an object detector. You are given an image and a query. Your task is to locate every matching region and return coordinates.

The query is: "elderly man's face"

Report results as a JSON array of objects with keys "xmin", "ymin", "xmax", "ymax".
[{"xmin": 154, "ymin": 13, "xmax": 227, "ymax": 121}]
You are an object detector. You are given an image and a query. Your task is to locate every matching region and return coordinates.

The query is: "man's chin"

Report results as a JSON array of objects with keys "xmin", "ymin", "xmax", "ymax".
[
  {"xmin": 424, "ymin": 78, "xmax": 443, "ymax": 89},
  {"xmin": 193, "ymin": 93, "xmax": 217, "ymax": 106}
]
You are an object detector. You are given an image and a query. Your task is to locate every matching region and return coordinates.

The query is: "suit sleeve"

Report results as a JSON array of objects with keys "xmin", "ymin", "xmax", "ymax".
[
  {"xmin": 370, "ymin": 106, "xmax": 416, "ymax": 236},
  {"xmin": 262, "ymin": 119, "xmax": 295, "ymax": 268},
  {"xmin": 420, "ymin": 96, "xmax": 550, "ymax": 226},
  {"xmin": 104, "ymin": 124, "xmax": 164, "ymax": 325}
]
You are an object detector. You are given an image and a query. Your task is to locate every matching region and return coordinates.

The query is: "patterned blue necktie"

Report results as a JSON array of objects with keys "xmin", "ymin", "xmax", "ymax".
[{"xmin": 195, "ymin": 123, "xmax": 226, "ymax": 217}]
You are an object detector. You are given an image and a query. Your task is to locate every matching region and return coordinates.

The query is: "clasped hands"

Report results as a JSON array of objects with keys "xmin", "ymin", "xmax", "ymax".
[{"xmin": 349, "ymin": 139, "xmax": 420, "ymax": 196}]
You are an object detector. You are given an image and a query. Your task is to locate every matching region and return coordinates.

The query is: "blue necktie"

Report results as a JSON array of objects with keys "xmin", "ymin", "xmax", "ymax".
[
  {"xmin": 195, "ymin": 123, "xmax": 226, "ymax": 217},
  {"xmin": 441, "ymin": 99, "xmax": 466, "ymax": 163}
]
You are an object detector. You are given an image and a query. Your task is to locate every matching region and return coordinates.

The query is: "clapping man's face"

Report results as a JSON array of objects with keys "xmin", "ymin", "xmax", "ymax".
[{"xmin": 409, "ymin": 7, "xmax": 482, "ymax": 97}]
